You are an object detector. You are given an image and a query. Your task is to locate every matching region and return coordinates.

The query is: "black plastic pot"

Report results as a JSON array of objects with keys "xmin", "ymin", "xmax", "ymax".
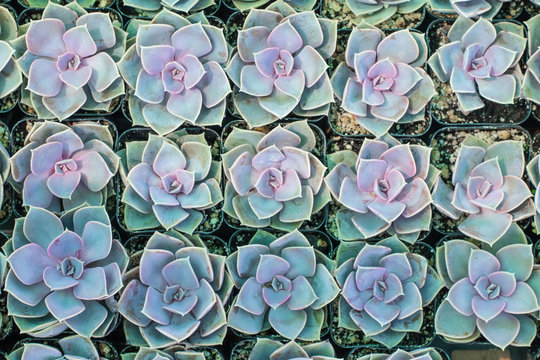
[
  {"xmin": 221, "ymin": 119, "xmax": 328, "ymax": 232},
  {"xmin": 426, "ymin": 18, "xmax": 531, "ymax": 127},
  {"xmin": 429, "ymin": 125, "xmax": 532, "ymax": 236},
  {"xmin": 115, "ymin": 126, "xmax": 223, "ymax": 236},
  {"xmin": 9, "ymin": 118, "xmax": 118, "ymax": 219}
]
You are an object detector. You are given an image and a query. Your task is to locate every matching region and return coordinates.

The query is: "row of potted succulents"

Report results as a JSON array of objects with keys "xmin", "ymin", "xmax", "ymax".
[{"xmin": 0, "ymin": 2, "xmax": 540, "ymax": 133}]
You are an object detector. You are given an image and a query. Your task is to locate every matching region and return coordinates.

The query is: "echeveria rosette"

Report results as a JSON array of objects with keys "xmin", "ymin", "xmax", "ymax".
[
  {"xmin": 331, "ymin": 22, "xmax": 435, "ymax": 137},
  {"xmin": 7, "ymin": 336, "xmax": 101, "ymax": 360},
  {"xmin": 119, "ymin": 131, "xmax": 222, "ymax": 234},
  {"xmin": 9, "ymin": 121, "xmax": 119, "ymax": 213},
  {"xmin": 526, "ymin": 153, "xmax": 540, "ymax": 232},
  {"xmin": 3, "ymin": 205, "xmax": 128, "ymax": 338},
  {"xmin": 249, "ymin": 338, "xmax": 341, "ymax": 360},
  {"xmin": 19, "ymin": 0, "xmax": 102, "ymax": 8},
  {"xmin": 231, "ymin": 0, "xmax": 317, "ymax": 11},
  {"xmin": 226, "ymin": 230, "xmax": 340, "ymax": 340},
  {"xmin": 356, "ymin": 348, "xmax": 443, "ymax": 360},
  {"xmin": 335, "ymin": 237, "xmax": 443, "ymax": 348},
  {"xmin": 13, "ymin": 2, "xmax": 127, "ymax": 120},
  {"xmin": 429, "ymin": 0, "xmax": 506, "ymax": 18},
  {"xmin": 428, "ymin": 17, "xmax": 526, "ymax": 113},
  {"xmin": 435, "ymin": 228, "xmax": 540, "ymax": 349},
  {"xmin": 121, "ymin": 346, "xmax": 209, "ymax": 360},
  {"xmin": 344, "ymin": 0, "xmax": 426, "ymax": 25},
  {"xmin": 432, "ymin": 135, "xmax": 534, "ymax": 245},
  {"xmin": 0, "ymin": 141, "xmax": 9, "ymax": 210},
  {"xmin": 226, "ymin": 1, "xmax": 337, "ymax": 128},
  {"xmin": 118, "ymin": 9, "xmax": 230, "ymax": 136},
  {"xmin": 522, "ymin": 15, "xmax": 540, "ymax": 105},
  {"xmin": 118, "ymin": 231, "xmax": 233, "ymax": 348},
  {"xmin": 122, "ymin": 0, "xmax": 216, "ymax": 14},
  {"xmin": 0, "ymin": 6, "xmax": 22, "ymax": 100},
  {"xmin": 324, "ymin": 136, "xmax": 438, "ymax": 243},
  {"xmin": 222, "ymin": 121, "xmax": 330, "ymax": 231}
]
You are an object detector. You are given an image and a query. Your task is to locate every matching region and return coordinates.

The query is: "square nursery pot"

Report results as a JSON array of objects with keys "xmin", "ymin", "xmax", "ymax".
[
  {"xmin": 18, "ymin": 0, "xmax": 117, "ymax": 9},
  {"xmin": 9, "ymin": 118, "xmax": 118, "ymax": 219},
  {"xmin": 346, "ymin": 346, "xmax": 449, "ymax": 360},
  {"xmin": 325, "ymin": 135, "xmax": 431, "ymax": 243},
  {"xmin": 330, "ymin": 240, "xmax": 439, "ymax": 349},
  {"xmin": 0, "ymin": 231, "xmax": 14, "ymax": 350},
  {"xmin": 426, "ymin": 19, "xmax": 531, "ymax": 126},
  {"xmin": 429, "ymin": 125, "xmax": 532, "ymax": 235},
  {"xmin": 0, "ymin": 120, "xmax": 11, "ymax": 228},
  {"xmin": 426, "ymin": 0, "xmax": 523, "ymax": 20},
  {"xmin": 227, "ymin": 228, "xmax": 334, "ymax": 340},
  {"xmin": 327, "ymin": 29, "xmax": 431, "ymax": 138},
  {"xmin": 8, "ymin": 338, "xmax": 119, "ymax": 360},
  {"xmin": 115, "ymin": 126, "xmax": 223, "ymax": 236},
  {"xmin": 116, "ymin": 0, "xmax": 221, "ymax": 19},
  {"xmin": 221, "ymin": 119, "xmax": 328, "ymax": 231},
  {"xmin": 121, "ymin": 345, "xmax": 225, "ymax": 360},
  {"xmin": 16, "ymin": 7, "xmax": 124, "ymax": 119},
  {"xmin": 320, "ymin": 1, "xmax": 426, "ymax": 31}
]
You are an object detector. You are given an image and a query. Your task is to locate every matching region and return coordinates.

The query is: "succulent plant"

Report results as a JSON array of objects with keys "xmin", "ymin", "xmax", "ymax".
[
  {"xmin": 432, "ymin": 135, "xmax": 533, "ymax": 245},
  {"xmin": 428, "ymin": 0, "xmax": 506, "ymax": 18},
  {"xmin": 12, "ymin": 2, "xmax": 127, "ymax": 120},
  {"xmin": 226, "ymin": 1, "xmax": 337, "ymax": 128},
  {"xmin": 343, "ymin": 0, "xmax": 426, "ymax": 26},
  {"xmin": 249, "ymin": 338, "xmax": 341, "ymax": 360},
  {"xmin": 428, "ymin": 17, "xmax": 526, "ymax": 113},
  {"xmin": 6, "ymin": 336, "xmax": 101, "ymax": 360},
  {"xmin": 9, "ymin": 121, "xmax": 119, "ymax": 213},
  {"xmin": 19, "ymin": 0, "xmax": 101, "ymax": 8},
  {"xmin": 226, "ymin": 230, "xmax": 339, "ymax": 340},
  {"xmin": 335, "ymin": 237, "xmax": 443, "ymax": 348},
  {"xmin": 231, "ymin": 0, "xmax": 317, "ymax": 11},
  {"xmin": 522, "ymin": 15, "xmax": 540, "ymax": 105},
  {"xmin": 325, "ymin": 136, "xmax": 438, "ymax": 243},
  {"xmin": 331, "ymin": 22, "xmax": 435, "ymax": 137},
  {"xmin": 121, "ymin": 346, "xmax": 210, "ymax": 360},
  {"xmin": 3, "ymin": 205, "xmax": 128, "ymax": 338},
  {"xmin": 526, "ymin": 152, "xmax": 540, "ymax": 234},
  {"xmin": 435, "ymin": 226, "xmax": 540, "ymax": 349},
  {"xmin": 356, "ymin": 348, "xmax": 443, "ymax": 360},
  {"xmin": 118, "ymin": 9, "xmax": 230, "ymax": 135},
  {"xmin": 0, "ymin": 6, "xmax": 22, "ymax": 100},
  {"xmin": 119, "ymin": 130, "xmax": 222, "ymax": 234},
  {"xmin": 222, "ymin": 121, "xmax": 330, "ymax": 231},
  {"xmin": 118, "ymin": 230, "xmax": 233, "ymax": 348},
  {"xmin": 0, "ymin": 141, "xmax": 9, "ymax": 209},
  {"xmin": 122, "ymin": 0, "xmax": 216, "ymax": 13}
]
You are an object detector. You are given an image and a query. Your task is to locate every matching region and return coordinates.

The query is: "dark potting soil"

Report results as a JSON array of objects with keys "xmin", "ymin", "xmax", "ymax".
[
  {"xmin": 226, "ymin": 11, "xmax": 247, "ymax": 48},
  {"xmin": 0, "ymin": 91, "xmax": 18, "ymax": 113},
  {"xmin": 533, "ymin": 103, "xmax": 540, "ymax": 122},
  {"xmin": 426, "ymin": 0, "xmax": 523, "ymax": 19},
  {"xmin": 331, "ymin": 242, "xmax": 437, "ymax": 348},
  {"xmin": 321, "ymin": 0, "xmax": 424, "ymax": 30},
  {"xmin": 430, "ymin": 127, "xmax": 530, "ymax": 234},
  {"xmin": 427, "ymin": 20, "xmax": 530, "ymax": 125},
  {"xmin": 525, "ymin": 2, "xmax": 540, "ymax": 16}
]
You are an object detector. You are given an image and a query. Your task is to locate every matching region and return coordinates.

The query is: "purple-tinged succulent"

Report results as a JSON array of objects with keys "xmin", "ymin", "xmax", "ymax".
[
  {"xmin": 122, "ymin": 0, "xmax": 216, "ymax": 14},
  {"xmin": 428, "ymin": 17, "xmax": 526, "ymax": 113},
  {"xmin": 432, "ymin": 135, "xmax": 533, "ymax": 245},
  {"xmin": 226, "ymin": 230, "xmax": 339, "ymax": 340},
  {"xmin": 12, "ymin": 2, "xmax": 126, "ymax": 120},
  {"xmin": 344, "ymin": 0, "xmax": 427, "ymax": 26},
  {"xmin": 249, "ymin": 338, "xmax": 341, "ymax": 360},
  {"xmin": 435, "ymin": 227, "xmax": 540, "ymax": 349},
  {"xmin": 325, "ymin": 136, "xmax": 438, "ymax": 243},
  {"xmin": 0, "ymin": 6, "xmax": 22, "ymax": 100},
  {"xmin": 526, "ymin": 153, "xmax": 540, "ymax": 233},
  {"xmin": 356, "ymin": 348, "xmax": 443, "ymax": 360},
  {"xmin": 118, "ymin": 9, "xmax": 230, "ymax": 135},
  {"xmin": 119, "ymin": 131, "xmax": 222, "ymax": 234},
  {"xmin": 226, "ymin": 1, "xmax": 337, "ymax": 128},
  {"xmin": 3, "ymin": 205, "xmax": 128, "ymax": 338},
  {"xmin": 331, "ymin": 22, "xmax": 435, "ymax": 137},
  {"xmin": 9, "ymin": 121, "xmax": 119, "ymax": 213},
  {"xmin": 6, "ymin": 336, "xmax": 101, "ymax": 360},
  {"xmin": 335, "ymin": 237, "xmax": 443, "ymax": 348},
  {"xmin": 232, "ymin": 0, "xmax": 317, "ymax": 11},
  {"xmin": 222, "ymin": 121, "xmax": 330, "ymax": 231},
  {"xmin": 428, "ymin": 0, "xmax": 507, "ymax": 18},
  {"xmin": 0, "ymin": 141, "xmax": 9, "ymax": 209},
  {"xmin": 121, "ymin": 346, "xmax": 210, "ymax": 360},
  {"xmin": 522, "ymin": 15, "xmax": 540, "ymax": 105},
  {"xmin": 118, "ymin": 231, "xmax": 233, "ymax": 348}
]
